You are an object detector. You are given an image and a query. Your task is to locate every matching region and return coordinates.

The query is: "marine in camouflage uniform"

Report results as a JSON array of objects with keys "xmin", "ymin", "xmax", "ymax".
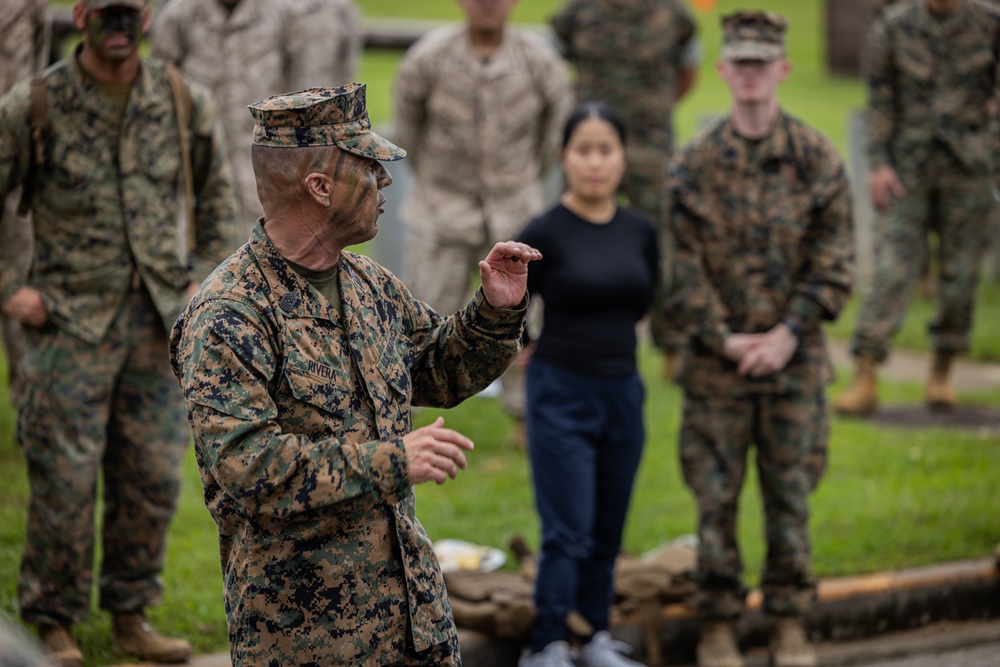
[
  {"xmin": 393, "ymin": 0, "xmax": 572, "ymax": 430},
  {"xmin": 0, "ymin": 0, "xmax": 48, "ymax": 408},
  {"xmin": 152, "ymin": 0, "xmax": 362, "ymax": 237},
  {"xmin": 550, "ymin": 0, "xmax": 698, "ymax": 224},
  {"xmin": 170, "ymin": 84, "xmax": 540, "ymax": 667},
  {"xmin": 664, "ymin": 13, "xmax": 853, "ymax": 667},
  {"xmin": 550, "ymin": 0, "xmax": 699, "ymax": 363},
  {"xmin": 0, "ymin": 1, "xmax": 237, "ymax": 664},
  {"xmin": 835, "ymin": 0, "xmax": 1000, "ymax": 416}
]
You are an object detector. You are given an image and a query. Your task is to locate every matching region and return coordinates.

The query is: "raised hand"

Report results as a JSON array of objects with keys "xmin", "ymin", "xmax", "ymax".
[{"xmin": 478, "ymin": 241, "xmax": 543, "ymax": 309}]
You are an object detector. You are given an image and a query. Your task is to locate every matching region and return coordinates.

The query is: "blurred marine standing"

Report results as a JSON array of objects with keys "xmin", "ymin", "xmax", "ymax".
[
  {"xmin": 835, "ymin": 0, "xmax": 1000, "ymax": 416},
  {"xmin": 0, "ymin": 0, "xmax": 238, "ymax": 664},
  {"xmin": 152, "ymin": 0, "xmax": 361, "ymax": 236},
  {"xmin": 393, "ymin": 0, "xmax": 573, "ymax": 444},
  {"xmin": 0, "ymin": 0, "xmax": 48, "ymax": 408},
  {"xmin": 550, "ymin": 0, "xmax": 700, "ymax": 378},
  {"xmin": 665, "ymin": 12, "xmax": 853, "ymax": 667}
]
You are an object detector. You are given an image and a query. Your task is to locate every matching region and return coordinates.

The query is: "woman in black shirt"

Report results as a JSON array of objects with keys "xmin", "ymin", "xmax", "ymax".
[{"xmin": 516, "ymin": 102, "xmax": 659, "ymax": 667}]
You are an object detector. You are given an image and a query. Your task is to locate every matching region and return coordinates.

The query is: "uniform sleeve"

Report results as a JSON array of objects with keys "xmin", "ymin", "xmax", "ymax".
[
  {"xmin": 863, "ymin": 14, "xmax": 894, "ymax": 169},
  {"xmin": 386, "ymin": 271, "xmax": 526, "ymax": 408},
  {"xmin": 534, "ymin": 47, "xmax": 574, "ymax": 176},
  {"xmin": 32, "ymin": 0, "xmax": 50, "ymax": 71},
  {"xmin": 665, "ymin": 159, "xmax": 733, "ymax": 356},
  {"xmin": 171, "ymin": 299, "xmax": 412, "ymax": 521},
  {"xmin": 549, "ymin": 0, "xmax": 578, "ymax": 59},
  {"xmin": 285, "ymin": 0, "xmax": 363, "ymax": 90},
  {"xmin": 783, "ymin": 153, "xmax": 855, "ymax": 332},
  {"xmin": 149, "ymin": 2, "xmax": 186, "ymax": 66},
  {"xmin": 335, "ymin": 1, "xmax": 363, "ymax": 85},
  {"xmin": 392, "ymin": 46, "xmax": 431, "ymax": 166},
  {"xmin": 188, "ymin": 82, "xmax": 239, "ymax": 281},
  {"xmin": 0, "ymin": 82, "xmax": 34, "ymax": 303}
]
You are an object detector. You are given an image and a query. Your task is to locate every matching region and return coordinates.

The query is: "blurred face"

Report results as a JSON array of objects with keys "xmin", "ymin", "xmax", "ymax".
[
  {"xmin": 74, "ymin": 3, "xmax": 150, "ymax": 62},
  {"xmin": 560, "ymin": 117, "xmax": 627, "ymax": 204},
  {"xmin": 717, "ymin": 58, "xmax": 790, "ymax": 105},
  {"xmin": 458, "ymin": 0, "xmax": 518, "ymax": 32}
]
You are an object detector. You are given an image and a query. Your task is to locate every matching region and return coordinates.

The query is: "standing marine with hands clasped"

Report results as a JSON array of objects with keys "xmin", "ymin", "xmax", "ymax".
[
  {"xmin": 664, "ymin": 12, "xmax": 853, "ymax": 667},
  {"xmin": 170, "ymin": 83, "xmax": 542, "ymax": 666}
]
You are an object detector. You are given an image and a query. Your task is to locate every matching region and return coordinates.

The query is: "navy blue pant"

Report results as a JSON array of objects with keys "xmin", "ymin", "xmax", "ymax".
[{"xmin": 525, "ymin": 360, "xmax": 645, "ymax": 652}]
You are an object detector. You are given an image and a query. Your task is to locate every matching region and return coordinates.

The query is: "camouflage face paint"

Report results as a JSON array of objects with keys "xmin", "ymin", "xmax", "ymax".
[{"xmin": 87, "ymin": 7, "xmax": 143, "ymax": 60}]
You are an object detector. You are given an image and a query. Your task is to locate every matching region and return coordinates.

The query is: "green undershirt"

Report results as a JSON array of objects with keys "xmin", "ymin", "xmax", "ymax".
[{"xmin": 286, "ymin": 259, "xmax": 342, "ymax": 313}]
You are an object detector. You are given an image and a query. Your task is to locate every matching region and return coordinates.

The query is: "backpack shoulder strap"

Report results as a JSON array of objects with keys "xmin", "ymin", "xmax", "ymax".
[
  {"xmin": 165, "ymin": 63, "xmax": 197, "ymax": 255},
  {"xmin": 17, "ymin": 72, "xmax": 48, "ymax": 216}
]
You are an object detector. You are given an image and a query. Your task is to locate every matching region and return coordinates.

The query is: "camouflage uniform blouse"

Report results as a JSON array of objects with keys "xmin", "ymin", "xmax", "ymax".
[
  {"xmin": 152, "ymin": 0, "xmax": 362, "ymax": 228},
  {"xmin": 0, "ymin": 0, "xmax": 48, "ymax": 96},
  {"xmin": 393, "ymin": 25, "xmax": 573, "ymax": 245},
  {"xmin": 550, "ymin": 0, "xmax": 697, "ymax": 157},
  {"xmin": 0, "ymin": 50, "xmax": 236, "ymax": 343},
  {"xmin": 169, "ymin": 224, "xmax": 526, "ymax": 666},
  {"xmin": 666, "ymin": 113, "xmax": 854, "ymax": 395},
  {"xmin": 865, "ymin": 0, "xmax": 1000, "ymax": 177}
]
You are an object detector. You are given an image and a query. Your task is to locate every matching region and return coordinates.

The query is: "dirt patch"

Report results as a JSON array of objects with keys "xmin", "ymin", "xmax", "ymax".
[{"xmin": 872, "ymin": 405, "xmax": 1000, "ymax": 431}]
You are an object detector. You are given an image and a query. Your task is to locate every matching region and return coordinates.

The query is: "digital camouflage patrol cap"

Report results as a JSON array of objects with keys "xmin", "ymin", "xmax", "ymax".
[
  {"xmin": 248, "ymin": 83, "xmax": 406, "ymax": 161},
  {"xmin": 81, "ymin": 0, "xmax": 147, "ymax": 10},
  {"xmin": 721, "ymin": 11, "xmax": 788, "ymax": 62}
]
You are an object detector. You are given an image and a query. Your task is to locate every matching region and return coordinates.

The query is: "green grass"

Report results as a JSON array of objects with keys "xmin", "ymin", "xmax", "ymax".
[
  {"xmin": 17, "ymin": 1, "xmax": 1000, "ymax": 663},
  {"xmin": 2, "ymin": 339, "xmax": 999, "ymax": 664}
]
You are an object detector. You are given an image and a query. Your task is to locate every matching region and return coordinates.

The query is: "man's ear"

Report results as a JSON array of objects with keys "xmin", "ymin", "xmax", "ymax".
[
  {"xmin": 141, "ymin": 6, "xmax": 152, "ymax": 33},
  {"xmin": 779, "ymin": 59, "xmax": 792, "ymax": 81},
  {"xmin": 72, "ymin": 1, "xmax": 88, "ymax": 31},
  {"xmin": 304, "ymin": 172, "xmax": 333, "ymax": 208}
]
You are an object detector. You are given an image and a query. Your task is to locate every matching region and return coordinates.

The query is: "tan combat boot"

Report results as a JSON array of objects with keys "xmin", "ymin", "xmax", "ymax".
[
  {"xmin": 38, "ymin": 624, "xmax": 84, "ymax": 667},
  {"xmin": 926, "ymin": 350, "xmax": 957, "ymax": 410},
  {"xmin": 111, "ymin": 612, "xmax": 192, "ymax": 664},
  {"xmin": 769, "ymin": 617, "xmax": 816, "ymax": 667},
  {"xmin": 697, "ymin": 621, "xmax": 743, "ymax": 667},
  {"xmin": 833, "ymin": 355, "xmax": 879, "ymax": 417}
]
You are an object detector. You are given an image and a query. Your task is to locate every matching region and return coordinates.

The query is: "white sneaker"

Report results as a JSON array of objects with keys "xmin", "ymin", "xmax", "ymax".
[
  {"xmin": 519, "ymin": 640, "xmax": 576, "ymax": 667},
  {"xmin": 579, "ymin": 631, "xmax": 645, "ymax": 667}
]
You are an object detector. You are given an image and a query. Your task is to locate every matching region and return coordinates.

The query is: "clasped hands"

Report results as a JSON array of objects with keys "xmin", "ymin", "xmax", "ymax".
[{"xmin": 723, "ymin": 323, "xmax": 799, "ymax": 378}]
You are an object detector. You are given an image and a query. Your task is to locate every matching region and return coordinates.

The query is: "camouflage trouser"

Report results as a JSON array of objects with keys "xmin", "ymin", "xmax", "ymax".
[
  {"xmin": 851, "ymin": 158, "xmax": 994, "ymax": 362},
  {"xmin": 0, "ymin": 188, "xmax": 33, "ymax": 408},
  {"xmin": 17, "ymin": 285, "xmax": 188, "ymax": 626},
  {"xmin": 620, "ymin": 153, "xmax": 680, "ymax": 353},
  {"xmin": 679, "ymin": 390, "xmax": 829, "ymax": 620},
  {"xmin": 404, "ymin": 231, "xmax": 524, "ymax": 418}
]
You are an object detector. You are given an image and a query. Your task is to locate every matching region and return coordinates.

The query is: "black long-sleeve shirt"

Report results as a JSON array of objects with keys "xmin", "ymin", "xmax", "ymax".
[{"xmin": 517, "ymin": 203, "xmax": 659, "ymax": 377}]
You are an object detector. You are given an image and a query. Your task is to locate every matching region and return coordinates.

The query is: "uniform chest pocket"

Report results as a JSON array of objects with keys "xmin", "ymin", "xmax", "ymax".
[
  {"xmin": 376, "ymin": 336, "xmax": 414, "ymax": 401},
  {"xmin": 283, "ymin": 365, "xmax": 353, "ymax": 418}
]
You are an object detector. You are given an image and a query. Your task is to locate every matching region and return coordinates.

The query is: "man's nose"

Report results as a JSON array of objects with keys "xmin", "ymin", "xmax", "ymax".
[{"xmin": 375, "ymin": 162, "xmax": 393, "ymax": 188}]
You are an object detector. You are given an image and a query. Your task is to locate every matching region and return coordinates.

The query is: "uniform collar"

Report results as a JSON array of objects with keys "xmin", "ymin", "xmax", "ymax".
[
  {"xmin": 461, "ymin": 26, "xmax": 518, "ymax": 77},
  {"xmin": 916, "ymin": 0, "xmax": 969, "ymax": 36},
  {"xmin": 248, "ymin": 220, "xmax": 374, "ymax": 326},
  {"xmin": 68, "ymin": 44, "xmax": 161, "ymax": 124},
  {"xmin": 717, "ymin": 111, "xmax": 796, "ymax": 167}
]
